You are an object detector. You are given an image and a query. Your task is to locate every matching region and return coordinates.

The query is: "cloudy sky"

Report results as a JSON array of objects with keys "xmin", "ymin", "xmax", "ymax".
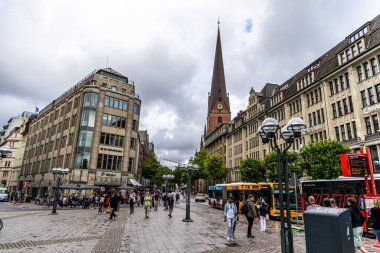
[{"xmin": 1, "ymin": 1, "xmax": 380, "ymax": 165}]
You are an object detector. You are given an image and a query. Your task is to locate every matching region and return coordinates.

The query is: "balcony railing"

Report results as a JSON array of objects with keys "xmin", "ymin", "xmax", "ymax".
[
  {"xmin": 343, "ymin": 137, "xmax": 360, "ymax": 145},
  {"xmin": 365, "ymin": 132, "xmax": 380, "ymax": 141}
]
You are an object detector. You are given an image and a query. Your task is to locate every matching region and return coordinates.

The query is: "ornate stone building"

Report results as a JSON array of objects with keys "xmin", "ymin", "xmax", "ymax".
[{"xmin": 225, "ymin": 14, "xmax": 380, "ymax": 182}]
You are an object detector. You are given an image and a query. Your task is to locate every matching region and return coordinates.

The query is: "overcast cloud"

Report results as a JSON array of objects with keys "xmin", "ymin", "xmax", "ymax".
[{"xmin": 0, "ymin": 1, "xmax": 379, "ymax": 166}]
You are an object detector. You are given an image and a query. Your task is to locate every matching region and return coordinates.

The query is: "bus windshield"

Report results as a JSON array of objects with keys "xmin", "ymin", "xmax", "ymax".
[{"xmin": 274, "ymin": 189, "xmax": 301, "ymax": 210}]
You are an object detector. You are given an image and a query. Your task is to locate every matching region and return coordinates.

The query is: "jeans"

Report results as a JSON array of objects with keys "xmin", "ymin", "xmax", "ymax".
[
  {"xmin": 246, "ymin": 216, "xmax": 254, "ymax": 236},
  {"xmin": 260, "ymin": 216, "xmax": 267, "ymax": 231},
  {"xmin": 375, "ymin": 229, "xmax": 380, "ymax": 242},
  {"xmin": 109, "ymin": 208, "xmax": 117, "ymax": 219},
  {"xmin": 226, "ymin": 218, "xmax": 235, "ymax": 239}
]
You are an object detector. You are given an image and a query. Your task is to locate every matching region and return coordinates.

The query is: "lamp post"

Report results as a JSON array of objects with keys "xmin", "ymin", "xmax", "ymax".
[
  {"xmin": 257, "ymin": 117, "xmax": 305, "ymax": 253},
  {"xmin": 51, "ymin": 168, "xmax": 70, "ymax": 214},
  {"xmin": 180, "ymin": 163, "xmax": 198, "ymax": 222},
  {"xmin": 162, "ymin": 174, "xmax": 174, "ymax": 210}
]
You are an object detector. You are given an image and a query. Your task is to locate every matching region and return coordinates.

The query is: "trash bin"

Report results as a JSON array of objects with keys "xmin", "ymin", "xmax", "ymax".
[{"xmin": 304, "ymin": 207, "xmax": 355, "ymax": 253}]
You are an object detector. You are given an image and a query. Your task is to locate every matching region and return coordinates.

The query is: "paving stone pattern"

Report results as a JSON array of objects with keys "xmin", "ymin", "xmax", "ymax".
[{"xmin": 1, "ymin": 201, "xmax": 379, "ymax": 252}]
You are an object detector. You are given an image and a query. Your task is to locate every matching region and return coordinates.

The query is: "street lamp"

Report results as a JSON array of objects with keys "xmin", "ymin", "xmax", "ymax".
[
  {"xmin": 162, "ymin": 174, "xmax": 174, "ymax": 210},
  {"xmin": 180, "ymin": 163, "xmax": 198, "ymax": 222},
  {"xmin": 51, "ymin": 168, "xmax": 70, "ymax": 214},
  {"xmin": 257, "ymin": 117, "xmax": 305, "ymax": 253}
]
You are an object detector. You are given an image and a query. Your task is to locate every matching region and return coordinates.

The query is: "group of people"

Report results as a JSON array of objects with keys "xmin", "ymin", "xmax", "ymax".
[
  {"xmin": 307, "ymin": 196, "xmax": 380, "ymax": 253},
  {"xmin": 223, "ymin": 194, "xmax": 267, "ymax": 242}
]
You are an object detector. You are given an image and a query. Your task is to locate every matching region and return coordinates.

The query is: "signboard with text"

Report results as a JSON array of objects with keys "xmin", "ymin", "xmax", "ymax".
[{"xmin": 340, "ymin": 154, "xmax": 369, "ymax": 177}]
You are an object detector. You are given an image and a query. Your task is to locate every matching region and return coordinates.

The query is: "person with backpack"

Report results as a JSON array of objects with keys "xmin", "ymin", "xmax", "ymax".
[
  {"xmin": 346, "ymin": 197, "xmax": 368, "ymax": 253},
  {"xmin": 258, "ymin": 202, "xmax": 268, "ymax": 232},
  {"xmin": 243, "ymin": 194, "xmax": 257, "ymax": 238},
  {"xmin": 224, "ymin": 197, "xmax": 238, "ymax": 242},
  {"xmin": 168, "ymin": 191, "xmax": 175, "ymax": 217}
]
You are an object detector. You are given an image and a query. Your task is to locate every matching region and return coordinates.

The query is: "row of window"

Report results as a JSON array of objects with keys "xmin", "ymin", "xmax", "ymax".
[
  {"xmin": 340, "ymin": 40, "xmax": 365, "ymax": 64},
  {"xmin": 100, "ymin": 132, "xmax": 125, "ymax": 147},
  {"xmin": 361, "ymin": 84, "xmax": 380, "ymax": 107},
  {"xmin": 357, "ymin": 57, "xmax": 379, "ymax": 82},
  {"xmin": 329, "ymin": 73, "xmax": 350, "ymax": 96},
  {"xmin": 97, "ymin": 154, "xmax": 123, "ymax": 171},
  {"xmin": 335, "ymin": 121, "xmax": 358, "ymax": 142},
  {"xmin": 308, "ymin": 109, "xmax": 325, "ymax": 127},
  {"xmin": 289, "ymin": 99, "xmax": 301, "ymax": 115},
  {"xmin": 310, "ymin": 131, "xmax": 327, "ymax": 143},
  {"xmin": 234, "ymin": 143, "xmax": 243, "ymax": 155},
  {"xmin": 332, "ymin": 96, "xmax": 354, "ymax": 118},
  {"xmin": 297, "ymin": 72, "xmax": 315, "ymax": 91},
  {"xmin": 365, "ymin": 115, "xmax": 380, "ymax": 135},
  {"xmin": 104, "ymin": 96, "xmax": 129, "ymax": 111},
  {"xmin": 306, "ymin": 87, "xmax": 323, "ymax": 106},
  {"xmin": 102, "ymin": 114, "xmax": 127, "ymax": 128}
]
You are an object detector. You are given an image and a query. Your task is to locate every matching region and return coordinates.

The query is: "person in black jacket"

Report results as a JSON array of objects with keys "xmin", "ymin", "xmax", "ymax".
[
  {"xmin": 370, "ymin": 199, "xmax": 380, "ymax": 243},
  {"xmin": 346, "ymin": 197, "xmax": 368, "ymax": 253},
  {"xmin": 109, "ymin": 193, "xmax": 118, "ymax": 220}
]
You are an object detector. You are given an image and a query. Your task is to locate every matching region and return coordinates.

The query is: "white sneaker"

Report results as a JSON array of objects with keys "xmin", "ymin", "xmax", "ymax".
[{"xmin": 227, "ymin": 237, "xmax": 230, "ymax": 241}]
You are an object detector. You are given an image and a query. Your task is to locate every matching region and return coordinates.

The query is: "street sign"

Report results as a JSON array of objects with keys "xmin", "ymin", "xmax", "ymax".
[{"xmin": 100, "ymin": 187, "xmax": 105, "ymax": 192}]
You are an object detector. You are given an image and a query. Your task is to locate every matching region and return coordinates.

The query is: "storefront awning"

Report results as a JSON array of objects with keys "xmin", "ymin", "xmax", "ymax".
[{"xmin": 129, "ymin": 179, "xmax": 142, "ymax": 187}]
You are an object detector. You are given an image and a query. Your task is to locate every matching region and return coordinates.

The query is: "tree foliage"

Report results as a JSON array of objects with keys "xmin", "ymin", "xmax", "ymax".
[
  {"xmin": 239, "ymin": 158, "xmax": 266, "ymax": 182},
  {"xmin": 263, "ymin": 151, "xmax": 303, "ymax": 182},
  {"xmin": 205, "ymin": 153, "xmax": 228, "ymax": 179},
  {"xmin": 299, "ymin": 140, "xmax": 349, "ymax": 179},
  {"xmin": 192, "ymin": 148, "xmax": 209, "ymax": 180},
  {"xmin": 151, "ymin": 166, "xmax": 173, "ymax": 188},
  {"xmin": 142, "ymin": 154, "xmax": 160, "ymax": 180}
]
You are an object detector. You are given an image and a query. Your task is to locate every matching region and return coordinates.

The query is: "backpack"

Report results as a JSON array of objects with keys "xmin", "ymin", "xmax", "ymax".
[{"xmin": 241, "ymin": 201, "xmax": 249, "ymax": 215}]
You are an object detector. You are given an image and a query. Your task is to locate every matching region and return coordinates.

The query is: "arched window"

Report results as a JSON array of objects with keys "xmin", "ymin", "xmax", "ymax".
[{"xmin": 218, "ymin": 117, "xmax": 222, "ymax": 123}]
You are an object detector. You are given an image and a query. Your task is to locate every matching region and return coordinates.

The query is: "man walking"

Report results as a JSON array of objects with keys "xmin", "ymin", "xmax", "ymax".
[
  {"xmin": 144, "ymin": 191, "xmax": 151, "ymax": 218},
  {"xmin": 168, "ymin": 191, "xmax": 175, "ymax": 217},
  {"xmin": 246, "ymin": 194, "xmax": 257, "ymax": 238},
  {"xmin": 224, "ymin": 197, "xmax": 237, "ymax": 242},
  {"xmin": 109, "ymin": 193, "xmax": 118, "ymax": 220},
  {"xmin": 129, "ymin": 191, "xmax": 135, "ymax": 214}
]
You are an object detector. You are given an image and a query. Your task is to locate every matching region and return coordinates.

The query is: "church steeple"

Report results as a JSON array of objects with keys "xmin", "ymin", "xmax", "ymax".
[
  {"xmin": 208, "ymin": 24, "xmax": 230, "ymax": 113},
  {"xmin": 206, "ymin": 23, "xmax": 231, "ymax": 136}
]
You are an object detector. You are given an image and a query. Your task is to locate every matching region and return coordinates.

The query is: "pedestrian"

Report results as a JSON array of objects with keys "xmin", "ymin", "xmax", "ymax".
[
  {"xmin": 129, "ymin": 191, "xmax": 135, "ymax": 214},
  {"xmin": 98, "ymin": 195, "xmax": 104, "ymax": 213},
  {"xmin": 370, "ymin": 199, "xmax": 380, "ymax": 244},
  {"xmin": 136, "ymin": 192, "xmax": 141, "ymax": 207},
  {"xmin": 306, "ymin": 196, "xmax": 319, "ymax": 210},
  {"xmin": 330, "ymin": 198, "xmax": 339, "ymax": 208},
  {"xmin": 322, "ymin": 198, "xmax": 331, "ymax": 207},
  {"xmin": 117, "ymin": 192, "xmax": 123, "ymax": 211},
  {"xmin": 144, "ymin": 191, "xmax": 151, "ymax": 218},
  {"xmin": 154, "ymin": 192, "xmax": 159, "ymax": 211},
  {"xmin": 168, "ymin": 191, "xmax": 175, "ymax": 217},
  {"xmin": 109, "ymin": 193, "xmax": 118, "ymax": 220},
  {"xmin": 259, "ymin": 202, "xmax": 267, "ymax": 232},
  {"xmin": 224, "ymin": 197, "xmax": 237, "ymax": 242},
  {"xmin": 245, "ymin": 194, "xmax": 257, "ymax": 238},
  {"xmin": 346, "ymin": 197, "xmax": 367, "ymax": 253},
  {"xmin": 175, "ymin": 192, "xmax": 180, "ymax": 204}
]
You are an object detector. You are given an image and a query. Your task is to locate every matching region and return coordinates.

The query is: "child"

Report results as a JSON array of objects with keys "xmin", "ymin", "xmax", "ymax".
[{"xmin": 259, "ymin": 202, "xmax": 267, "ymax": 232}]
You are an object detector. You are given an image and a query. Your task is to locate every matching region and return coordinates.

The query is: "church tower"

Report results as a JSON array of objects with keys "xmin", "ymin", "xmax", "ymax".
[{"xmin": 207, "ymin": 24, "xmax": 231, "ymax": 136}]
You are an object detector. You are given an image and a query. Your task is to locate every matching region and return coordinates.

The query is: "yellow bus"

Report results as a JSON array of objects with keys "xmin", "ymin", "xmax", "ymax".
[{"xmin": 209, "ymin": 182, "xmax": 302, "ymax": 220}]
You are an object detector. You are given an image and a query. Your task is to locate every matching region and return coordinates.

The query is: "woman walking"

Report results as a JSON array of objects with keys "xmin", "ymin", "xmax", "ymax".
[{"xmin": 346, "ymin": 197, "xmax": 367, "ymax": 253}]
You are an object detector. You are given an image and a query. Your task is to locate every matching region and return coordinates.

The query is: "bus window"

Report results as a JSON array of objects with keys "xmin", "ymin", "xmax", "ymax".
[
  {"xmin": 332, "ymin": 194, "xmax": 343, "ymax": 208},
  {"xmin": 274, "ymin": 190, "xmax": 300, "ymax": 210}
]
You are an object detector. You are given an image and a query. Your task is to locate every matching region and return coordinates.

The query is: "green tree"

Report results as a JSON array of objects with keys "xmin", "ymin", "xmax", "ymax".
[
  {"xmin": 205, "ymin": 154, "xmax": 228, "ymax": 180},
  {"xmin": 299, "ymin": 140, "xmax": 349, "ymax": 179},
  {"xmin": 142, "ymin": 154, "xmax": 160, "ymax": 180},
  {"xmin": 151, "ymin": 166, "xmax": 172, "ymax": 188},
  {"xmin": 263, "ymin": 151, "xmax": 303, "ymax": 181},
  {"xmin": 173, "ymin": 166, "xmax": 186, "ymax": 185},
  {"xmin": 192, "ymin": 147, "xmax": 209, "ymax": 180},
  {"xmin": 239, "ymin": 158, "xmax": 266, "ymax": 182}
]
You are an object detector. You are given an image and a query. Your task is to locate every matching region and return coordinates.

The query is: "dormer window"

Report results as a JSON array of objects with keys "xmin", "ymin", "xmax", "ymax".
[{"xmin": 350, "ymin": 26, "xmax": 368, "ymax": 43}]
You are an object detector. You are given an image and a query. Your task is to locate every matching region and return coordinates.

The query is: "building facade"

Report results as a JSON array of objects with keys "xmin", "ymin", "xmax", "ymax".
[
  {"xmin": 224, "ymin": 14, "xmax": 380, "ymax": 182},
  {"xmin": 204, "ymin": 25, "xmax": 231, "ymax": 166},
  {"xmin": 20, "ymin": 68, "xmax": 142, "ymax": 196}
]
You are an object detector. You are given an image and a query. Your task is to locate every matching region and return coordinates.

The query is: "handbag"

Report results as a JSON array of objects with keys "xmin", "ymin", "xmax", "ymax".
[{"xmin": 105, "ymin": 208, "xmax": 113, "ymax": 214}]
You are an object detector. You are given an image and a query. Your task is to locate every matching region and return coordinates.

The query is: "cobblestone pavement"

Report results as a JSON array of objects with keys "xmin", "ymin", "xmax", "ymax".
[{"xmin": 1, "ymin": 201, "xmax": 379, "ymax": 252}]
